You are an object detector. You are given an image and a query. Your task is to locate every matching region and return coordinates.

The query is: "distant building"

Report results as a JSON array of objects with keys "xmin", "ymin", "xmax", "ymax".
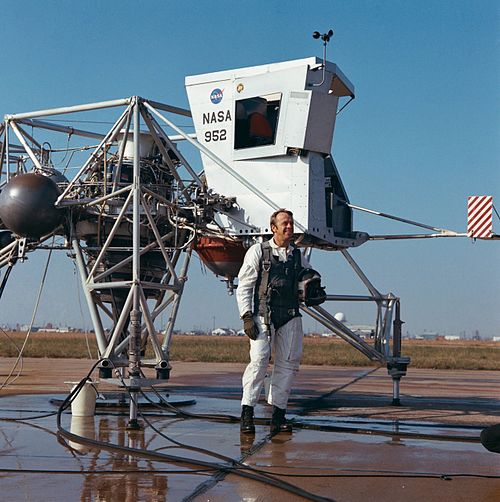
[
  {"xmin": 416, "ymin": 332, "xmax": 439, "ymax": 340},
  {"xmin": 444, "ymin": 335, "xmax": 460, "ymax": 341},
  {"xmin": 332, "ymin": 313, "xmax": 374, "ymax": 339},
  {"xmin": 20, "ymin": 325, "xmax": 40, "ymax": 332},
  {"xmin": 320, "ymin": 332, "xmax": 337, "ymax": 338},
  {"xmin": 211, "ymin": 328, "xmax": 236, "ymax": 336}
]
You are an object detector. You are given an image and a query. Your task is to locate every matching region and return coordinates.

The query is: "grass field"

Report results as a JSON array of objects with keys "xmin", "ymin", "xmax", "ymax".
[{"xmin": 1, "ymin": 332, "xmax": 499, "ymax": 370}]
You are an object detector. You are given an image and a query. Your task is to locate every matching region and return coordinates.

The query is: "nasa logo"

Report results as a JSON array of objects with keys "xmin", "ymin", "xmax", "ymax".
[{"xmin": 210, "ymin": 88, "xmax": 224, "ymax": 104}]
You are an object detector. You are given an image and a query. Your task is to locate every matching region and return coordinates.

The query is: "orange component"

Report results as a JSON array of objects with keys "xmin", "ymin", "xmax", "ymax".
[{"xmin": 194, "ymin": 237, "xmax": 247, "ymax": 278}]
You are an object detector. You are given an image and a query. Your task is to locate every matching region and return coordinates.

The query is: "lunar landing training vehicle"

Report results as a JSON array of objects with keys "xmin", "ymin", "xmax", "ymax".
[{"xmin": 1, "ymin": 44, "xmax": 493, "ymax": 423}]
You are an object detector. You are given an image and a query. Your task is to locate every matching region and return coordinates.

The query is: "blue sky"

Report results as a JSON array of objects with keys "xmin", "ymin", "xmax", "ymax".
[{"xmin": 0, "ymin": 0, "xmax": 499, "ymax": 337}]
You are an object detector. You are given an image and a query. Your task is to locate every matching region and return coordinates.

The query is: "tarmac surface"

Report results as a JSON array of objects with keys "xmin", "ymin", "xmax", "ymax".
[{"xmin": 0, "ymin": 357, "xmax": 499, "ymax": 501}]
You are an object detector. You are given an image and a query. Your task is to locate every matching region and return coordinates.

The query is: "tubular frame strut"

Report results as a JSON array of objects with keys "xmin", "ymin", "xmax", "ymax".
[{"xmin": 301, "ymin": 248, "xmax": 410, "ymax": 404}]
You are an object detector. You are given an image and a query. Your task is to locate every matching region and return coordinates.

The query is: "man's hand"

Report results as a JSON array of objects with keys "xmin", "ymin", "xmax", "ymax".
[{"xmin": 242, "ymin": 312, "xmax": 258, "ymax": 340}]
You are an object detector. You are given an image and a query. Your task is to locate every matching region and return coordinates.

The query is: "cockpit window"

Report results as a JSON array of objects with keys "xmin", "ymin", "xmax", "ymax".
[{"xmin": 234, "ymin": 93, "xmax": 281, "ymax": 149}]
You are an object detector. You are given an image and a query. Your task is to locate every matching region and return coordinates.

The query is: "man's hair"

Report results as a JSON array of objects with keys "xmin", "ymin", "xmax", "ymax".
[{"xmin": 270, "ymin": 209, "xmax": 294, "ymax": 229}]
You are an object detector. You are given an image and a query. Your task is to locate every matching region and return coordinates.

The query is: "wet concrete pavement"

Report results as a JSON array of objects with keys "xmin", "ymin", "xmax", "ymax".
[{"xmin": 0, "ymin": 358, "xmax": 499, "ymax": 501}]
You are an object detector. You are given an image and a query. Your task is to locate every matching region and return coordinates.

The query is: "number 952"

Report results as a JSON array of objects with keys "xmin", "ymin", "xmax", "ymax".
[{"xmin": 204, "ymin": 129, "xmax": 227, "ymax": 142}]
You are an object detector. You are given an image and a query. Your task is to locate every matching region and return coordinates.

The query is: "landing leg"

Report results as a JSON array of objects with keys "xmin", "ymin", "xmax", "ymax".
[
  {"xmin": 387, "ymin": 359, "xmax": 410, "ymax": 406},
  {"xmin": 387, "ymin": 299, "xmax": 410, "ymax": 405}
]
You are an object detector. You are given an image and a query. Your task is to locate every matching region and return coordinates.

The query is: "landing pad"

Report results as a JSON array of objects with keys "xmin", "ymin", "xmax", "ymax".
[{"xmin": 0, "ymin": 358, "xmax": 499, "ymax": 501}]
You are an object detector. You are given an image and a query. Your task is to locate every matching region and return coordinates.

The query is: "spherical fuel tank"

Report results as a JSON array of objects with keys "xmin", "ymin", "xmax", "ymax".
[{"xmin": 0, "ymin": 173, "xmax": 63, "ymax": 238}]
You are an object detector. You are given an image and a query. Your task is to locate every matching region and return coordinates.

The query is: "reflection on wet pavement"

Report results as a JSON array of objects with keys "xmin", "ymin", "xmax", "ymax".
[{"xmin": 0, "ymin": 366, "xmax": 499, "ymax": 501}]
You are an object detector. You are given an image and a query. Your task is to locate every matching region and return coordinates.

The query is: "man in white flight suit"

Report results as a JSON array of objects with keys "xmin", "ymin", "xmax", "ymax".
[{"xmin": 236, "ymin": 209, "xmax": 310, "ymax": 435}]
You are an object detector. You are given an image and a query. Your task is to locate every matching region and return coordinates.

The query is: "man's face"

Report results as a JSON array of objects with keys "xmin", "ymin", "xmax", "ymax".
[{"xmin": 272, "ymin": 212, "xmax": 294, "ymax": 243}]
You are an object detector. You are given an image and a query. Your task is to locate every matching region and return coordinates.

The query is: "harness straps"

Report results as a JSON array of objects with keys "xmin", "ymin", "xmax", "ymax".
[
  {"xmin": 257, "ymin": 240, "xmax": 272, "ymax": 307},
  {"xmin": 292, "ymin": 245, "xmax": 301, "ymax": 292}
]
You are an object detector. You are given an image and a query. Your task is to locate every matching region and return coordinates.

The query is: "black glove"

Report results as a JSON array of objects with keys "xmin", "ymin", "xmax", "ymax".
[{"xmin": 242, "ymin": 312, "xmax": 258, "ymax": 340}]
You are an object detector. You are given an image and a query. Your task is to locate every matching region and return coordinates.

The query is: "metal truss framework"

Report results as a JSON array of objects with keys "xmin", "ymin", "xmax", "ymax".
[
  {"xmin": 0, "ymin": 97, "xmax": 208, "ymax": 424},
  {"xmin": 0, "ymin": 95, "xmax": 410, "ymax": 422}
]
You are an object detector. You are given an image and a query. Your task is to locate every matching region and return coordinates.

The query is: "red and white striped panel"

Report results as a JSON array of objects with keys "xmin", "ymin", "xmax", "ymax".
[{"xmin": 467, "ymin": 195, "xmax": 493, "ymax": 238}]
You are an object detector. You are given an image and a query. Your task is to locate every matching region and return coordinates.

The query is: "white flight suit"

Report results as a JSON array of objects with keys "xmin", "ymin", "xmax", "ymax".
[{"xmin": 236, "ymin": 239, "xmax": 310, "ymax": 410}]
